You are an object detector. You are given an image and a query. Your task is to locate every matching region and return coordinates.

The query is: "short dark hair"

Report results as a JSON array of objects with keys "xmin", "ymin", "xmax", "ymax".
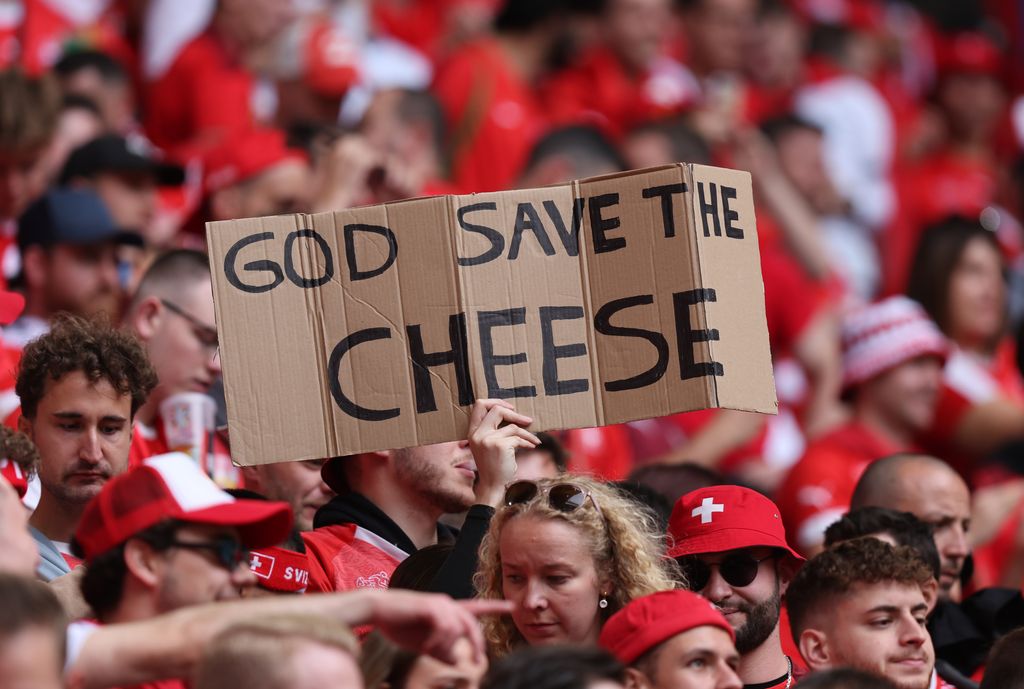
[
  {"xmin": 53, "ymin": 50, "xmax": 127, "ymax": 83},
  {"xmin": 0, "ymin": 573, "xmax": 68, "ymax": 666},
  {"xmin": 389, "ymin": 543, "xmax": 453, "ymax": 592},
  {"xmin": 980, "ymin": 627, "xmax": 1024, "ymax": 689},
  {"xmin": 131, "ymin": 249, "xmax": 211, "ymax": 308},
  {"xmin": 798, "ymin": 668, "xmax": 899, "ymax": 689},
  {"xmin": 824, "ymin": 507, "xmax": 942, "ymax": 581},
  {"xmin": 483, "ymin": 645, "xmax": 625, "ymax": 689},
  {"xmin": 524, "ymin": 125, "xmax": 626, "ymax": 177},
  {"xmin": 76, "ymin": 520, "xmax": 180, "ymax": 620},
  {"xmin": 0, "ymin": 68, "xmax": 61, "ymax": 154},
  {"xmin": 16, "ymin": 314, "xmax": 158, "ymax": 420},
  {"xmin": 760, "ymin": 113, "xmax": 823, "ymax": 144},
  {"xmin": 786, "ymin": 539, "xmax": 935, "ymax": 646},
  {"xmin": 493, "ymin": 0, "xmax": 570, "ymax": 33},
  {"xmin": 516, "ymin": 432, "xmax": 569, "ymax": 473},
  {"xmin": 627, "ymin": 462, "xmax": 727, "ymax": 507}
]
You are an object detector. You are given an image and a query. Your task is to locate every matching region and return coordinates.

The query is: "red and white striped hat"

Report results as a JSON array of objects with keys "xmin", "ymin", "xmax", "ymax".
[
  {"xmin": 841, "ymin": 296, "xmax": 949, "ymax": 392},
  {"xmin": 76, "ymin": 453, "xmax": 293, "ymax": 561}
]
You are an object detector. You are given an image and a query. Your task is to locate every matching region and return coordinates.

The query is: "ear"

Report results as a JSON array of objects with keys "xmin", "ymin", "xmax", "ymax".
[
  {"xmin": 624, "ymin": 667, "xmax": 654, "ymax": 689},
  {"xmin": 210, "ymin": 187, "xmax": 242, "ymax": 222},
  {"xmin": 21, "ymin": 246, "xmax": 50, "ymax": 291},
  {"xmin": 798, "ymin": 628, "xmax": 831, "ymax": 671},
  {"xmin": 239, "ymin": 466, "xmax": 264, "ymax": 493},
  {"xmin": 777, "ymin": 557, "xmax": 801, "ymax": 595},
  {"xmin": 17, "ymin": 413, "xmax": 32, "ymax": 438},
  {"xmin": 129, "ymin": 296, "xmax": 163, "ymax": 341},
  {"xmin": 123, "ymin": 538, "xmax": 165, "ymax": 589},
  {"xmin": 922, "ymin": 579, "xmax": 939, "ymax": 614}
]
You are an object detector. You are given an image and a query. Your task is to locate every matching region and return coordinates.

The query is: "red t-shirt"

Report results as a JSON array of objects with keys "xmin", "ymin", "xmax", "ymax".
[
  {"xmin": 540, "ymin": 46, "xmax": 697, "ymax": 140},
  {"xmin": 776, "ymin": 421, "xmax": 903, "ymax": 554},
  {"xmin": 432, "ymin": 37, "xmax": 548, "ymax": 192},
  {"xmin": 143, "ymin": 31, "xmax": 257, "ymax": 160},
  {"xmin": 303, "ymin": 522, "xmax": 408, "ymax": 592},
  {"xmin": 882, "ymin": 150, "xmax": 997, "ymax": 295}
]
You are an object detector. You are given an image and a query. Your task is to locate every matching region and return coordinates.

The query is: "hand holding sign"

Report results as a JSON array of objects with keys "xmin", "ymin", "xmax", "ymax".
[{"xmin": 467, "ymin": 398, "xmax": 540, "ymax": 506}]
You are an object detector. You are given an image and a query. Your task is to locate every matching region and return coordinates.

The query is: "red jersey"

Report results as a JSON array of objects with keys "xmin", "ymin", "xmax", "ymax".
[
  {"xmin": 302, "ymin": 522, "xmax": 408, "ymax": 592},
  {"xmin": 432, "ymin": 37, "xmax": 548, "ymax": 192},
  {"xmin": 776, "ymin": 421, "xmax": 903, "ymax": 554},
  {"xmin": 883, "ymin": 150, "xmax": 997, "ymax": 295},
  {"xmin": 541, "ymin": 46, "xmax": 697, "ymax": 140},
  {"xmin": 143, "ymin": 31, "xmax": 257, "ymax": 160},
  {"xmin": 562, "ymin": 425, "xmax": 634, "ymax": 481}
]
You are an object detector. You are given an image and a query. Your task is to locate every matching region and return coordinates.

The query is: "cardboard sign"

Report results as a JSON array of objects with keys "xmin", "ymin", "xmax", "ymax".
[{"xmin": 207, "ymin": 164, "xmax": 776, "ymax": 466}]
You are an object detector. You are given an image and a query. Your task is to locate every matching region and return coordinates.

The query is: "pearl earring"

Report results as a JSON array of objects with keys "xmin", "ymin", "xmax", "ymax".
[{"xmin": 599, "ymin": 597, "xmax": 609, "ymax": 609}]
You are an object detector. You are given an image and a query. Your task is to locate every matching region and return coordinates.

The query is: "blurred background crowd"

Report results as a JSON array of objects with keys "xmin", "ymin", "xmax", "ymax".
[{"xmin": 2, "ymin": 0, "xmax": 1024, "ymax": 590}]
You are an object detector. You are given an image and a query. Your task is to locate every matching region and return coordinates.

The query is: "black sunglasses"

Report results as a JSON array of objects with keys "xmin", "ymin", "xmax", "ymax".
[
  {"xmin": 678, "ymin": 552, "xmax": 779, "ymax": 591},
  {"xmin": 503, "ymin": 480, "xmax": 604, "ymax": 519},
  {"xmin": 167, "ymin": 537, "xmax": 250, "ymax": 571}
]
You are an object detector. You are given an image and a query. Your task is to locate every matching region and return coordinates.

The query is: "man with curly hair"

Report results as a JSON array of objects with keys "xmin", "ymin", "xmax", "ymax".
[
  {"xmin": 17, "ymin": 315, "xmax": 157, "ymax": 580},
  {"xmin": 786, "ymin": 539, "xmax": 954, "ymax": 689}
]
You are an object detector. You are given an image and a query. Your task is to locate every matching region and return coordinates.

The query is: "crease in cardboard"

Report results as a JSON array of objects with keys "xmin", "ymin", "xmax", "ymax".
[
  {"xmin": 682, "ymin": 164, "xmax": 719, "ymax": 409},
  {"xmin": 575, "ymin": 178, "xmax": 606, "ymax": 427}
]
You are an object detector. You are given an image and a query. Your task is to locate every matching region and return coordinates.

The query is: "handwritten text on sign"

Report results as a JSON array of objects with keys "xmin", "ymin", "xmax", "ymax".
[{"xmin": 207, "ymin": 164, "xmax": 775, "ymax": 466}]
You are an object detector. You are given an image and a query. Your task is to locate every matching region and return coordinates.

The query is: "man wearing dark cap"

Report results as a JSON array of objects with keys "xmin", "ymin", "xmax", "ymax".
[
  {"xmin": 9, "ymin": 188, "xmax": 142, "ymax": 347},
  {"xmin": 600, "ymin": 589, "xmax": 742, "ymax": 689},
  {"xmin": 60, "ymin": 134, "xmax": 184, "ymax": 244},
  {"xmin": 668, "ymin": 486, "xmax": 805, "ymax": 689}
]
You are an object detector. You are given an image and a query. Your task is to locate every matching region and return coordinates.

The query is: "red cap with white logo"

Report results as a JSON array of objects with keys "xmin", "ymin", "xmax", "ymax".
[
  {"xmin": 667, "ymin": 485, "xmax": 804, "ymax": 562},
  {"xmin": 75, "ymin": 453, "xmax": 293, "ymax": 561},
  {"xmin": 250, "ymin": 546, "xmax": 310, "ymax": 593}
]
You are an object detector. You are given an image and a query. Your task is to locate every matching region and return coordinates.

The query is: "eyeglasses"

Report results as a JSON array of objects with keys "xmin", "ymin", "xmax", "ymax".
[
  {"xmin": 677, "ymin": 552, "xmax": 779, "ymax": 591},
  {"xmin": 503, "ymin": 480, "xmax": 604, "ymax": 520},
  {"xmin": 167, "ymin": 537, "xmax": 250, "ymax": 571},
  {"xmin": 160, "ymin": 299, "xmax": 219, "ymax": 353}
]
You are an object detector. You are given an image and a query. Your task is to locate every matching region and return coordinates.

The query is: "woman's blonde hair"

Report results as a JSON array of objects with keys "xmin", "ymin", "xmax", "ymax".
[{"xmin": 474, "ymin": 474, "xmax": 683, "ymax": 656}]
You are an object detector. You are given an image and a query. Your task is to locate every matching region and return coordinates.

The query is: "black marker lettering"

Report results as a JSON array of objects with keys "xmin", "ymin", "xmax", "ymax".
[{"xmin": 594, "ymin": 295, "xmax": 668, "ymax": 391}]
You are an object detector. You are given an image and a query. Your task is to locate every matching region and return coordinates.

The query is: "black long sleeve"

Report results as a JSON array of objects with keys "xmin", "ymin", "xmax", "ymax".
[{"xmin": 429, "ymin": 504, "xmax": 495, "ymax": 599}]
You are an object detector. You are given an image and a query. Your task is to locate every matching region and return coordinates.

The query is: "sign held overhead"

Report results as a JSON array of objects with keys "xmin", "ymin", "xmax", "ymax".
[{"xmin": 207, "ymin": 164, "xmax": 776, "ymax": 466}]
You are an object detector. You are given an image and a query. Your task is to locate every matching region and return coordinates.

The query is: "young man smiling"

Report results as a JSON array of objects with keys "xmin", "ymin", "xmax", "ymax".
[
  {"xmin": 17, "ymin": 315, "xmax": 157, "ymax": 580},
  {"xmin": 786, "ymin": 538, "xmax": 953, "ymax": 689},
  {"xmin": 668, "ymin": 486, "xmax": 805, "ymax": 689}
]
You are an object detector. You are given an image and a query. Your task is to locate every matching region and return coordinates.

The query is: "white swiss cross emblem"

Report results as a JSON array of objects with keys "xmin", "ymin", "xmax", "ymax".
[
  {"xmin": 250, "ymin": 552, "xmax": 275, "ymax": 579},
  {"xmin": 692, "ymin": 497, "xmax": 725, "ymax": 524}
]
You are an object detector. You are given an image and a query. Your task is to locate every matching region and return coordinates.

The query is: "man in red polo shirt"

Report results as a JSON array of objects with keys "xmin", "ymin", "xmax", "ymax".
[
  {"xmin": 600, "ymin": 589, "xmax": 742, "ymax": 689},
  {"xmin": 668, "ymin": 485, "xmax": 806, "ymax": 689},
  {"xmin": 777, "ymin": 296, "xmax": 948, "ymax": 555}
]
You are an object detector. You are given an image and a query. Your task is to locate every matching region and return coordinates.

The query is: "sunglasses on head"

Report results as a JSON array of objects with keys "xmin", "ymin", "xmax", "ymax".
[
  {"xmin": 167, "ymin": 537, "xmax": 250, "ymax": 571},
  {"xmin": 503, "ymin": 480, "xmax": 604, "ymax": 519},
  {"xmin": 677, "ymin": 551, "xmax": 779, "ymax": 591}
]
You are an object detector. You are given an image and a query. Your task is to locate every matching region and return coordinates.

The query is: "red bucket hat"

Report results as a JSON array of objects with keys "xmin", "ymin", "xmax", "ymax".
[
  {"xmin": 599, "ymin": 589, "xmax": 734, "ymax": 664},
  {"xmin": 667, "ymin": 485, "xmax": 803, "ymax": 563},
  {"xmin": 75, "ymin": 453, "xmax": 293, "ymax": 561}
]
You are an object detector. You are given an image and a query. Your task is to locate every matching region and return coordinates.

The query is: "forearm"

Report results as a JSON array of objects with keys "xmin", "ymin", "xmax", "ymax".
[{"xmin": 71, "ymin": 590, "xmax": 379, "ymax": 689}]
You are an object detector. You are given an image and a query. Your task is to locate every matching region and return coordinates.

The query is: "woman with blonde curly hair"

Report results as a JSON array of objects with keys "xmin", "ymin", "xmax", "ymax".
[{"xmin": 474, "ymin": 475, "xmax": 682, "ymax": 656}]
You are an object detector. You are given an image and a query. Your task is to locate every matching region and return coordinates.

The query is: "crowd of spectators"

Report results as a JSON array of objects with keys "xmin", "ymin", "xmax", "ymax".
[{"xmin": 1, "ymin": 0, "xmax": 1024, "ymax": 688}]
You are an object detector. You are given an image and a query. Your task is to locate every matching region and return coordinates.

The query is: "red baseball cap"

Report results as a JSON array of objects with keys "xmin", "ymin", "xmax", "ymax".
[
  {"xmin": 304, "ymin": 18, "xmax": 361, "ymax": 97},
  {"xmin": 667, "ymin": 485, "xmax": 803, "ymax": 562},
  {"xmin": 75, "ymin": 453, "xmax": 293, "ymax": 561},
  {"xmin": 250, "ymin": 546, "xmax": 310, "ymax": 593},
  {"xmin": 203, "ymin": 128, "xmax": 308, "ymax": 195},
  {"xmin": 937, "ymin": 32, "xmax": 1003, "ymax": 79},
  {"xmin": 599, "ymin": 590, "xmax": 735, "ymax": 664}
]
